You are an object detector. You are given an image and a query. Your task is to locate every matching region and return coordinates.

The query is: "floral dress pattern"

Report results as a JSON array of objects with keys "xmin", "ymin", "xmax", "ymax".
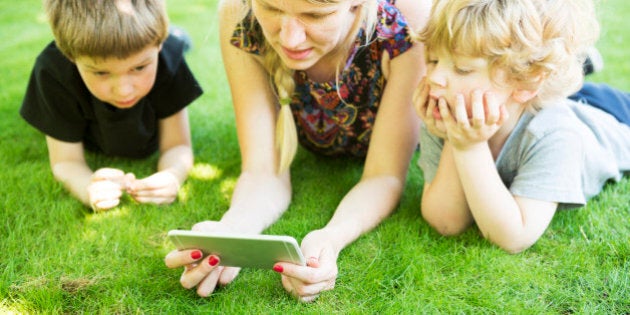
[{"xmin": 231, "ymin": 0, "xmax": 413, "ymax": 157}]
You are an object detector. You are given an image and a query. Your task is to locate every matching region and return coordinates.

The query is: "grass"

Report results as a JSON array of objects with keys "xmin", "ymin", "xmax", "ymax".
[{"xmin": 1, "ymin": 0, "xmax": 629, "ymax": 313}]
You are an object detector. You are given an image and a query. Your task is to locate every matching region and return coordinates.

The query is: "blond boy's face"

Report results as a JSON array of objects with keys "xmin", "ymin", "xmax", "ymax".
[
  {"xmin": 425, "ymin": 50, "xmax": 515, "ymax": 123},
  {"xmin": 75, "ymin": 45, "xmax": 160, "ymax": 109}
]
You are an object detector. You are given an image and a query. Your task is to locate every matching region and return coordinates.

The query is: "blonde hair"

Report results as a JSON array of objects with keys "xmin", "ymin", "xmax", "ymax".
[
  {"xmin": 247, "ymin": 0, "xmax": 377, "ymax": 173},
  {"xmin": 418, "ymin": 0, "xmax": 600, "ymax": 105},
  {"xmin": 44, "ymin": 0, "xmax": 169, "ymax": 60}
]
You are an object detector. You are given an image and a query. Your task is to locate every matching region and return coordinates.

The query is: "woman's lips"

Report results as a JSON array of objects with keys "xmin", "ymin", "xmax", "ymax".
[{"xmin": 282, "ymin": 47, "xmax": 312, "ymax": 60}]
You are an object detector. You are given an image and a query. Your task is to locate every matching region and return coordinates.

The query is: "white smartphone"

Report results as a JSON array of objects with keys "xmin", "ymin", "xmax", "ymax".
[{"xmin": 167, "ymin": 230, "xmax": 306, "ymax": 269}]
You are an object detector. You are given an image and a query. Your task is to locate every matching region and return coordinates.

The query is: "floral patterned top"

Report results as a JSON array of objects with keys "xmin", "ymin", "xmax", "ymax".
[{"xmin": 231, "ymin": 0, "xmax": 413, "ymax": 157}]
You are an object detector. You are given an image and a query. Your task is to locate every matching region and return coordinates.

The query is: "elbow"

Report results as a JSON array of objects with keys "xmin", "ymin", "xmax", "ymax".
[
  {"xmin": 420, "ymin": 203, "xmax": 471, "ymax": 236},
  {"xmin": 485, "ymin": 232, "xmax": 537, "ymax": 254}
]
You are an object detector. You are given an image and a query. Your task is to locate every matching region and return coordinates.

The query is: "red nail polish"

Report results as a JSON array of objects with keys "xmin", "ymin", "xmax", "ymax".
[
  {"xmin": 273, "ymin": 265, "xmax": 283, "ymax": 273},
  {"xmin": 208, "ymin": 256, "xmax": 219, "ymax": 266},
  {"xmin": 190, "ymin": 250, "xmax": 202, "ymax": 260}
]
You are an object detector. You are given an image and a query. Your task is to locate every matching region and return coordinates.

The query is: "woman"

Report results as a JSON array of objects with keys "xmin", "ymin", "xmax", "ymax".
[{"xmin": 165, "ymin": 0, "xmax": 429, "ymax": 301}]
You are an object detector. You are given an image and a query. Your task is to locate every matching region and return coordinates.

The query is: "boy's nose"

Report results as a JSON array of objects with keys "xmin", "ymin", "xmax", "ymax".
[
  {"xmin": 114, "ymin": 77, "xmax": 134, "ymax": 97},
  {"xmin": 279, "ymin": 16, "xmax": 306, "ymax": 49},
  {"xmin": 428, "ymin": 67, "xmax": 447, "ymax": 88}
]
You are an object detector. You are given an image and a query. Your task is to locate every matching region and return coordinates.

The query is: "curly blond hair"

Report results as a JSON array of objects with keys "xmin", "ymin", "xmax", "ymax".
[{"xmin": 417, "ymin": 0, "xmax": 600, "ymax": 106}]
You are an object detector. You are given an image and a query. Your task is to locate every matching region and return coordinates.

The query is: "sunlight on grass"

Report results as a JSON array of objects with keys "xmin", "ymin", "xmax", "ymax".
[
  {"xmin": 220, "ymin": 177, "xmax": 237, "ymax": 200},
  {"xmin": 84, "ymin": 205, "xmax": 131, "ymax": 223},
  {"xmin": 189, "ymin": 162, "xmax": 223, "ymax": 180}
]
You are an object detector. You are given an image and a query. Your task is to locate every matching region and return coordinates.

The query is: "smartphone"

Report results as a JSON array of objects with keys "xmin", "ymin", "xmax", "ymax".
[{"xmin": 167, "ymin": 230, "xmax": 306, "ymax": 269}]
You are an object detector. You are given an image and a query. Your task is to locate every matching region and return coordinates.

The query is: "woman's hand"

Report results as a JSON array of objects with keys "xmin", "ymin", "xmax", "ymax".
[
  {"xmin": 88, "ymin": 168, "xmax": 134, "ymax": 211},
  {"xmin": 272, "ymin": 229, "xmax": 339, "ymax": 302},
  {"xmin": 164, "ymin": 221, "xmax": 241, "ymax": 297}
]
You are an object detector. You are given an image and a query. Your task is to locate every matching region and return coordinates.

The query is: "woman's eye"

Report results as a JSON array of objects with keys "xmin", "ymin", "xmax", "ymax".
[{"xmin": 303, "ymin": 12, "xmax": 333, "ymax": 20}]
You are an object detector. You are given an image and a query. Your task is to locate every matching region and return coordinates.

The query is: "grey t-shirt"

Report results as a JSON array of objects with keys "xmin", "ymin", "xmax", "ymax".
[{"xmin": 418, "ymin": 99, "xmax": 630, "ymax": 209}]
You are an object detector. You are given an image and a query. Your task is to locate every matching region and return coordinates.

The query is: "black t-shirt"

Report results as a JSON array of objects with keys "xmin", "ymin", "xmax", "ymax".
[{"xmin": 20, "ymin": 34, "xmax": 203, "ymax": 158}]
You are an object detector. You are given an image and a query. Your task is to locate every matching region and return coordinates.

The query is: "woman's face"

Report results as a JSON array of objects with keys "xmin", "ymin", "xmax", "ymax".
[{"xmin": 252, "ymin": 0, "xmax": 360, "ymax": 70}]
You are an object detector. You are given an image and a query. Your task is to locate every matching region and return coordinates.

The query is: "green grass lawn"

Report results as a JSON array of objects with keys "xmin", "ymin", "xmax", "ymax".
[{"xmin": 1, "ymin": 0, "xmax": 629, "ymax": 313}]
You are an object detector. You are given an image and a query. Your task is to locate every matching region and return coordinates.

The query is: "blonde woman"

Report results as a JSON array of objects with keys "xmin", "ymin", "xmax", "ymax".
[{"xmin": 165, "ymin": 0, "xmax": 430, "ymax": 301}]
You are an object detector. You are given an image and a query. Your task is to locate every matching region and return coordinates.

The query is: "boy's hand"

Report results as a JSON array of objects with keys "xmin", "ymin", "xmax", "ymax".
[
  {"xmin": 438, "ymin": 90, "xmax": 508, "ymax": 150},
  {"xmin": 272, "ymin": 229, "xmax": 339, "ymax": 302},
  {"xmin": 127, "ymin": 171, "xmax": 180, "ymax": 205},
  {"xmin": 413, "ymin": 78, "xmax": 447, "ymax": 138},
  {"xmin": 88, "ymin": 168, "xmax": 135, "ymax": 211}
]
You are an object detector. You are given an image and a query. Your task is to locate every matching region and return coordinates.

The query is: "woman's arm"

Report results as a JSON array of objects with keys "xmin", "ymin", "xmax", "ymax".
[
  {"xmin": 275, "ymin": 0, "xmax": 431, "ymax": 301},
  {"xmin": 165, "ymin": 0, "xmax": 292, "ymax": 297},
  {"xmin": 216, "ymin": 0, "xmax": 291, "ymax": 233}
]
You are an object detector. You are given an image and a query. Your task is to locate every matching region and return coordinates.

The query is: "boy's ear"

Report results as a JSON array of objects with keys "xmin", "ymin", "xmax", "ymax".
[
  {"xmin": 350, "ymin": 0, "xmax": 365, "ymax": 10},
  {"xmin": 512, "ymin": 88, "xmax": 539, "ymax": 103}
]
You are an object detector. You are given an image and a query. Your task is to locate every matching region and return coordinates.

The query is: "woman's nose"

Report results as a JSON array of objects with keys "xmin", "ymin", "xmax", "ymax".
[{"xmin": 279, "ymin": 16, "xmax": 306, "ymax": 49}]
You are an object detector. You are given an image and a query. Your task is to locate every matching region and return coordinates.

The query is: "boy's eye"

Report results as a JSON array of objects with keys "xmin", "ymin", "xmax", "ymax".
[
  {"xmin": 455, "ymin": 67, "xmax": 473, "ymax": 75},
  {"xmin": 93, "ymin": 71, "xmax": 109, "ymax": 76},
  {"xmin": 134, "ymin": 65, "xmax": 146, "ymax": 72}
]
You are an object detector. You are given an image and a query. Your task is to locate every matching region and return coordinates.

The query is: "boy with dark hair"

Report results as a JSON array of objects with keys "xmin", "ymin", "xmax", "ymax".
[{"xmin": 21, "ymin": 0, "xmax": 203, "ymax": 211}]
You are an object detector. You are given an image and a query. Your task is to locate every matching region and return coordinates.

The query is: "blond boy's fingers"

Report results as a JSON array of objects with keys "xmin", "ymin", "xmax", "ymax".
[
  {"xmin": 471, "ymin": 90, "xmax": 485, "ymax": 128},
  {"xmin": 484, "ymin": 92, "xmax": 501, "ymax": 125},
  {"xmin": 454, "ymin": 94, "xmax": 470, "ymax": 128}
]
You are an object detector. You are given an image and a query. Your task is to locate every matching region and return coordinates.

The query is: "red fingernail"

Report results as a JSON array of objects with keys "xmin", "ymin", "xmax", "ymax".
[
  {"xmin": 208, "ymin": 255, "xmax": 219, "ymax": 266},
  {"xmin": 273, "ymin": 265, "xmax": 283, "ymax": 273},
  {"xmin": 190, "ymin": 250, "xmax": 202, "ymax": 260}
]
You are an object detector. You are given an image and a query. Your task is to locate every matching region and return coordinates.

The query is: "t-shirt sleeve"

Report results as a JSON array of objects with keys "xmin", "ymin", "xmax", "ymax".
[
  {"xmin": 417, "ymin": 124, "xmax": 444, "ymax": 184},
  {"xmin": 508, "ymin": 129, "xmax": 586, "ymax": 207},
  {"xmin": 19, "ymin": 46, "xmax": 87, "ymax": 142},
  {"xmin": 151, "ymin": 34, "xmax": 204, "ymax": 119}
]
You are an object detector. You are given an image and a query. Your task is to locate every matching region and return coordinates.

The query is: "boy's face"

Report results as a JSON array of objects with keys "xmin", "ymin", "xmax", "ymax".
[
  {"xmin": 426, "ymin": 50, "xmax": 515, "ymax": 122},
  {"xmin": 75, "ymin": 45, "xmax": 161, "ymax": 109}
]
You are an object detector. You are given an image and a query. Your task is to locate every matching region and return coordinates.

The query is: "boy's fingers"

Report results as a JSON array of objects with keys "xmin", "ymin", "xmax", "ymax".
[
  {"xmin": 471, "ymin": 90, "xmax": 485, "ymax": 127},
  {"xmin": 92, "ymin": 168, "xmax": 125, "ymax": 181}
]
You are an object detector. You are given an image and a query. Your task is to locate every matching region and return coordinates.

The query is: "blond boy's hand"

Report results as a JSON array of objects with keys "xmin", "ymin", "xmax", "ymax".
[
  {"xmin": 438, "ymin": 90, "xmax": 509, "ymax": 150},
  {"xmin": 413, "ymin": 78, "xmax": 447, "ymax": 139}
]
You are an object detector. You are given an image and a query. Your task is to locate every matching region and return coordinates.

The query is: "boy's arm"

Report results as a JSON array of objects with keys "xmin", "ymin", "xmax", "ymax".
[
  {"xmin": 421, "ymin": 143, "xmax": 474, "ymax": 235},
  {"xmin": 157, "ymin": 108, "xmax": 193, "ymax": 185},
  {"xmin": 450, "ymin": 142, "xmax": 557, "ymax": 253},
  {"xmin": 46, "ymin": 136, "xmax": 128, "ymax": 210}
]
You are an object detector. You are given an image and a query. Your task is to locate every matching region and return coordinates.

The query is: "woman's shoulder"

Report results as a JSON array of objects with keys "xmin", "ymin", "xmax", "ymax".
[
  {"xmin": 218, "ymin": 0, "xmax": 261, "ymax": 54},
  {"xmin": 386, "ymin": 0, "xmax": 431, "ymax": 33}
]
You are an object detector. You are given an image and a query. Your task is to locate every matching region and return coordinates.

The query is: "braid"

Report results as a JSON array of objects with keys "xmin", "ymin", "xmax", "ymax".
[{"xmin": 263, "ymin": 47, "xmax": 297, "ymax": 173}]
